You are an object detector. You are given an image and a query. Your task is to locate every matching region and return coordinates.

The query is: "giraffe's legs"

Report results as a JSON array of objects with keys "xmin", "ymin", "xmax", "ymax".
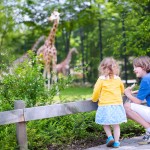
[
  {"xmin": 43, "ymin": 65, "xmax": 51, "ymax": 90},
  {"xmin": 47, "ymin": 66, "xmax": 51, "ymax": 90},
  {"xmin": 52, "ymin": 56, "xmax": 59, "ymax": 95},
  {"xmin": 43, "ymin": 66, "xmax": 47, "ymax": 88}
]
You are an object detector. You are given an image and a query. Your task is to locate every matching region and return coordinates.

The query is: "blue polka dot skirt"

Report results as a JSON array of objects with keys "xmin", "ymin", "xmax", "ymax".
[{"xmin": 95, "ymin": 105, "xmax": 127, "ymax": 125}]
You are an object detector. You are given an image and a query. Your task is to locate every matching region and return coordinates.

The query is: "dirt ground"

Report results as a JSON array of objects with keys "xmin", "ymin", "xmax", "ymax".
[{"xmin": 48, "ymin": 138, "xmax": 106, "ymax": 150}]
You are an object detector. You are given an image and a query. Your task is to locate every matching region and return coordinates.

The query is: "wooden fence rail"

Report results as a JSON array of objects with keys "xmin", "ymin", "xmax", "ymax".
[{"xmin": 0, "ymin": 99, "xmax": 98, "ymax": 150}]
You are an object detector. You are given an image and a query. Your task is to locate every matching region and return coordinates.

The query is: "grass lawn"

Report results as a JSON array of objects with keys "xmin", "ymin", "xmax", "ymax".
[{"xmin": 52, "ymin": 86, "xmax": 93, "ymax": 103}]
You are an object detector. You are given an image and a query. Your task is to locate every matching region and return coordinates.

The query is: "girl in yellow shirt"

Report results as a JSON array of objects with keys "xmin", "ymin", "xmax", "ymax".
[{"xmin": 92, "ymin": 57, "xmax": 127, "ymax": 148}]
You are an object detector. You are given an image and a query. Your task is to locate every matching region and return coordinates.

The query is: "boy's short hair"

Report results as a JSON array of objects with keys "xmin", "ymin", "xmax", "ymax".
[{"xmin": 133, "ymin": 56, "xmax": 150, "ymax": 73}]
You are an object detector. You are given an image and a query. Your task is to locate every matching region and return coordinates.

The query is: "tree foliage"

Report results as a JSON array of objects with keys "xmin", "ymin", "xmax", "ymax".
[{"xmin": 0, "ymin": 0, "xmax": 149, "ymax": 81}]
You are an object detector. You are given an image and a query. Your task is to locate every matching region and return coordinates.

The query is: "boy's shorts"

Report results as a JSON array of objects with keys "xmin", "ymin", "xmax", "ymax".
[{"xmin": 131, "ymin": 103, "xmax": 150, "ymax": 123}]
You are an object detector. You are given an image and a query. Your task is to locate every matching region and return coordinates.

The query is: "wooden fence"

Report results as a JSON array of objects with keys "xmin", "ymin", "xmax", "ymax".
[{"xmin": 0, "ymin": 99, "xmax": 98, "ymax": 150}]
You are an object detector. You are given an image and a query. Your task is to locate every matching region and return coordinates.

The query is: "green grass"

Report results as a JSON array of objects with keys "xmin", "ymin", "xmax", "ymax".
[{"xmin": 53, "ymin": 86, "xmax": 93, "ymax": 103}]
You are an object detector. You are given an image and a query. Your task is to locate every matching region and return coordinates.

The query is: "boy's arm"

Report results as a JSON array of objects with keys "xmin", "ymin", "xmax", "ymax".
[
  {"xmin": 132, "ymin": 90, "xmax": 138, "ymax": 94},
  {"xmin": 130, "ymin": 83, "xmax": 138, "ymax": 94},
  {"xmin": 124, "ymin": 87, "xmax": 142, "ymax": 104}
]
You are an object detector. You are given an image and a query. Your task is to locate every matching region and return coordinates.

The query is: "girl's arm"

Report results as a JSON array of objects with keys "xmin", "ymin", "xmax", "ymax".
[
  {"xmin": 120, "ymin": 81, "xmax": 125, "ymax": 94},
  {"xmin": 92, "ymin": 78, "xmax": 102, "ymax": 102}
]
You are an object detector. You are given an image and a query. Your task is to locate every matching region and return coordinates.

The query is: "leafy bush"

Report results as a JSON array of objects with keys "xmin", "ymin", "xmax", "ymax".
[
  {"xmin": 0, "ymin": 51, "xmax": 47, "ymax": 110},
  {"xmin": 0, "ymin": 51, "xmax": 74, "ymax": 111},
  {"xmin": 27, "ymin": 112, "xmax": 102, "ymax": 149},
  {"xmin": 121, "ymin": 119, "xmax": 145, "ymax": 138},
  {"xmin": 0, "ymin": 125, "xmax": 18, "ymax": 150}
]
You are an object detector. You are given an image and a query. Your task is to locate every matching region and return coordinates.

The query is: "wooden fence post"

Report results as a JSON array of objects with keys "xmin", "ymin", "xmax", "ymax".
[{"xmin": 14, "ymin": 100, "xmax": 28, "ymax": 150}]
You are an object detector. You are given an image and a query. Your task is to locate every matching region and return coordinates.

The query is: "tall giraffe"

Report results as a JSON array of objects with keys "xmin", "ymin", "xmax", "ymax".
[
  {"xmin": 37, "ymin": 10, "xmax": 60, "ymax": 90},
  {"xmin": 56, "ymin": 48, "xmax": 78, "ymax": 76}
]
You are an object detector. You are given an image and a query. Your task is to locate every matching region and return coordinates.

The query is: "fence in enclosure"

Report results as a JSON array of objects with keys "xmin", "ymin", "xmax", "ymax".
[
  {"xmin": 0, "ymin": 99, "xmax": 98, "ymax": 150},
  {"xmin": 0, "ymin": 96, "xmax": 131, "ymax": 150}
]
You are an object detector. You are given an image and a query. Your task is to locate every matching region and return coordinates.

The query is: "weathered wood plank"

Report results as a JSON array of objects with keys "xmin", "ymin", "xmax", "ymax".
[
  {"xmin": 15, "ymin": 100, "xmax": 28, "ymax": 150},
  {"xmin": 24, "ymin": 99, "xmax": 97, "ymax": 121},
  {"xmin": 0, "ymin": 109, "xmax": 24, "ymax": 125}
]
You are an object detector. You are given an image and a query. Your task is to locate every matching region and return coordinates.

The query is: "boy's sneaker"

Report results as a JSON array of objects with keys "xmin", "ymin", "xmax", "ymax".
[
  {"xmin": 138, "ymin": 131, "xmax": 150, "ymax": 145},
  {"xmin": 106, "ymin": 136, "xmax": 114, "ymax": 147}
]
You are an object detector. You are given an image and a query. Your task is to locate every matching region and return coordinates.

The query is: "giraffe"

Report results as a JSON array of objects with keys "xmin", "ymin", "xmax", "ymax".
[
  {"xmin": 56, "ymin": 48, "xmax": 78, "ymax": 76},
  {"xmin": 8, "ymin": 35, "xmax": 45, "ymax": 74},
  {"xmin": 12, "ymin": 35, "xmax": 45, "ymax": 65},
  {"xmin": 37, "ymin": 10, "xmax": 60, "ymax": 90}
]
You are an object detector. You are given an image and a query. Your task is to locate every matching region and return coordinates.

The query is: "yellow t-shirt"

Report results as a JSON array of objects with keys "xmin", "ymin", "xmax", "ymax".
[{"xmin": 92, "ymin": 75, "xmax": 124, "ymax": 106}]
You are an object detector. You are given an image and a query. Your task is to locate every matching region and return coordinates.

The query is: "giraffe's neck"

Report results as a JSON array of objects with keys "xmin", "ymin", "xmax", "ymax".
[
  {"xmin": 31, "ymin": 35, "xmax": 45, "ymax": 52},
  {"xmin": 65, "ymin": 50, "xmax": 74, "ymax": 64},
  {"xmin": 46, "ymin": 19, "xmax": 59, "ymax": 47}
]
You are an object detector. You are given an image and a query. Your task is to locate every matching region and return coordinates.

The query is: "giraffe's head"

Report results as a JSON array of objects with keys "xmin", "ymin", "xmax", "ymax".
[
  {"xmin": 49, "ymin": 10, "xmax": 60, "ymax": 23},
  {"xmin": 71, "ymin": 48, "xmax": 78, "ymax": 54}
]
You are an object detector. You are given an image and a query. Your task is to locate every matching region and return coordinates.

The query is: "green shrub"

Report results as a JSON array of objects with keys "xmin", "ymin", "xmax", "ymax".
[
  {"xmin": 0, "ymin": 51, "xmax": 74, "ymax": 111},
  {"xmin": 0, "ymin": 125, "xmax": 18, "ymax": 150},
  {"xmin": 0, "ymin": 52, "xmax": 47, "ymax": 110}
]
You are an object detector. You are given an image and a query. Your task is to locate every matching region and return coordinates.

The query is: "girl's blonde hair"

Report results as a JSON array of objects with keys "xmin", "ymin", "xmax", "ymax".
[
  {"xmin": 98, "ymin": 57, "xmax": 120, "ymax": 77},
  {"xmin": 133, "ymin": 56, "xmax": 150, "ymax": 73}
]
